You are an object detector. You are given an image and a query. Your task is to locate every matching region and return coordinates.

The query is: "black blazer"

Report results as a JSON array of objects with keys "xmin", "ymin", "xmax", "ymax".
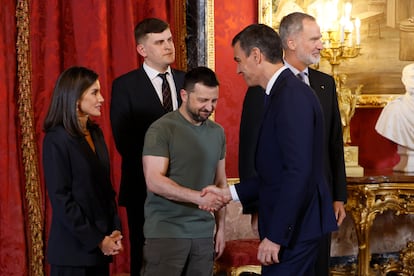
[
  {"xmin": 308, "ymin": 67, "xmax": 347, "ymax": 202},
  {"xmin": 110, "ymin": 67, "xmax": 185, "ymax": 206},
  {"xmin": 238, "ymin": 85, "xmax": 265, "ymax": 181},
  {"xmin": 43, "ymin": 125, "xmax": 120, "ymax": 266}
]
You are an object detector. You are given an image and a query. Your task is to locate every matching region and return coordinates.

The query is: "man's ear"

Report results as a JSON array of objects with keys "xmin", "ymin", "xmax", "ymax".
[
  {"xmin": 250, "ymin": 47, "xmax": 262, "ymax": 63},
  {"xmin": 180, "ymin": 89, "xmax": 188, "ymax": 102},
  {"xmin": 287, "ymin": 38, "xmax": 296, "ymax": 50},
  {"xmin": 136, "ymin": 44, "xmax": 146, "ymax": 57}
]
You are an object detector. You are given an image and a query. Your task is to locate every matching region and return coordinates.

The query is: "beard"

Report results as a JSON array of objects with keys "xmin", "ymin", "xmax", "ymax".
[
  {"xmin": 186, "ymin": 105, "xmax": 212, "ymax": 123},
  {"xmin": 298, "ymin": 50, "xmax": 320, "ymax": 66}
]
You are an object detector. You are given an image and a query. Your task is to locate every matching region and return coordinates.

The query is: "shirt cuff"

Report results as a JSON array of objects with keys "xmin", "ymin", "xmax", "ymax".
[{"xmin": 229, "ymin": 184, "xmax": 240, "ymax": 201}]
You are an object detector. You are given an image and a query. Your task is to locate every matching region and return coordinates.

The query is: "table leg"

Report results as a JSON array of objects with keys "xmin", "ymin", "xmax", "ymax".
[{"xmin": 349, "ymin": 208, "xmax": 378, "ymax": 276}]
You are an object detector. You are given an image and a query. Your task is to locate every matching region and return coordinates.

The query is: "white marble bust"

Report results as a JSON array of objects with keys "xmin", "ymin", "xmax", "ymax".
[{"xmin": 375, "ymin": 63, "xmax": 414, "ymax": 172}]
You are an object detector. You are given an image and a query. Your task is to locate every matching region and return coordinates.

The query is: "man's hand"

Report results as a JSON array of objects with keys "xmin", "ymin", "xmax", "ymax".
[
  {"xmin": 198, "ymin": 190, "xmax": 228, "ymax": 212},
  {"xmin": 333, "ymin": 201, "xmax": 346, "ymax": 226},
  {"xmin": 257, "ymin": 238, "xmax": 281, "ymax": 265},
  {"xmin": 199, "ymin": 185, "xmax": 231, "ymax": 211},
  {"xmin": 214, "ymin": 228, "xmax": 226, "ymax": 260}
]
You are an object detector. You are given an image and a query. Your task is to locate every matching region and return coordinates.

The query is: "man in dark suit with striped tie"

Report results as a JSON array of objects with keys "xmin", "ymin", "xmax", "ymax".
[{"xmin": 110, "ymin": 18, "xmax": 185, "ymax": 275}]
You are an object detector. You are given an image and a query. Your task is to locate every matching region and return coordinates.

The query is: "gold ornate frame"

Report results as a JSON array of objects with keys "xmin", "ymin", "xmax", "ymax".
[
  {"xmin": 206, "ymin": 0, "xmax": 215, "ymax": 70},
  {"xmin": 174, "ymin": 0, "xmax": 187, "ymax": 71},
  {"xmin": 176, "ymin": 0, "xmax": 215, "ymax": 71},
  {"xmin": 205, "ymin": 0, "xmax": 216, "ymax": 121},
  {"xmin": 257, "ymin": 0, "xmax": 404, "ymax": 108}
]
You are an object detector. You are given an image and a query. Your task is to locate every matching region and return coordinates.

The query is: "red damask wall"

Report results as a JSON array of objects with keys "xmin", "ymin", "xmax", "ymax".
[{"xmin": 214, "ymin": 1, "xmax": 257, "ymax": 178}]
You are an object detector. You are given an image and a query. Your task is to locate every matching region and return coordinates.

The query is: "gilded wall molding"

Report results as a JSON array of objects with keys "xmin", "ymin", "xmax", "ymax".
[
  {"xmin": 258, "ymin": 0, "xmax": 272, "ymax": 26},
  {"xmin": 204, "ymin": 0, "xmax": 215, "ymax": 121},
  {"xmin": 16, "ymin": 1, "xmax": 44, "ymax": 275},
  {"xmin": 174, "ymin": 0, "xmax": 187, "ymax": 71},
  {"xmin": 206, "ymin": 0, "xmax": 215, "ymax": 70},
  {"xmin": 227, "ymin": 178, "xmax": 240, "ymax": 185},
  {"xmin": 356, "ymin": 94, "xmax": 400, "ymax": 108}
]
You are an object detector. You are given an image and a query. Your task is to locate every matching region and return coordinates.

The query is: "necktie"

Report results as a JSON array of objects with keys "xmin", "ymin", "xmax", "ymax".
[
  {"xmin": 158, "ymin": 72, "xmax": 173, "ymax": 112},
  {"xmin": 297, "ymin": 71, "xmax": 306, "ymax": 83}
]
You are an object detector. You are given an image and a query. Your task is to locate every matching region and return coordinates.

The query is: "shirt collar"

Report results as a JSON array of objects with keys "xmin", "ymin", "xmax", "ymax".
[
  {"xmin": 283, "ymin": 60, "xmax": 308, "ymax": 76},
  {"xmin": 265, "ymin": 65, "xmax": 287, "ymax": 95},
  {"xmin": 143, "ymin": 62, "xmax": 172, "ymax": 80}
]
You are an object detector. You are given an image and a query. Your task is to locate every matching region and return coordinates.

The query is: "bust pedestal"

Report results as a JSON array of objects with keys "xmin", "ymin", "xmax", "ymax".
[
  {"xmin": 393, "ymin": 145, "xmax": 414, "ymax": 172},
  {"xmin": 344, "ymin": 145, "xmax": 364, "ymax": 177}
]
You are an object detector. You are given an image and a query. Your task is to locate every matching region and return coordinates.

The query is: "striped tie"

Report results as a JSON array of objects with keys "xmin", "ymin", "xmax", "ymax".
[{"xmin": 158, "ymin": 72, "xmax": 173, "ymax": 112}]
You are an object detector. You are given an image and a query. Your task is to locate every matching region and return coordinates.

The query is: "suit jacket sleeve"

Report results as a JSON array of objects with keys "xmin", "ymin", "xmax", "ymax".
[
  {"xmin": 328, "ymin": 81, "xmax": 347, "ymax": 202},
  {"xmin": 238, "ymin": 86, "xmax": 265, "ymax": 214},
  {"xmin": 309, "ymin": 69, "xmax": 347, "ymax": 203},
  {"xmin": 110, "ymin": 76, "xmax": 139, "ymax": 157}
]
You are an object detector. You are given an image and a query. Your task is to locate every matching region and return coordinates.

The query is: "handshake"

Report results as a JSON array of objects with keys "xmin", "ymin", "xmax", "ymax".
[{"xmin": 198, "ymin": 185, "xmax": 232, "ymax": 212}]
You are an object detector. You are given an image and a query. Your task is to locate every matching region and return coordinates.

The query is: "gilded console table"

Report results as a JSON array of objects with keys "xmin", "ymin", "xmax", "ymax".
[{"xmin": 346, "ymin": 170, "xmax": 414, "ymax": 276}]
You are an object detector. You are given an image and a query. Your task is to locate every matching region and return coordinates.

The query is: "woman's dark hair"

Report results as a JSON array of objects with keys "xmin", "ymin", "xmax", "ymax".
[{"xmin": 43, "ymin": 66, "xmax": 98, "ymax": 136}]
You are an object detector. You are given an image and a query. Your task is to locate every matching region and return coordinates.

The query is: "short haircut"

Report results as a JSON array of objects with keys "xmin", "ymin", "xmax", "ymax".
[
  {"xmin": 43, "ymin": 66, "xmax": 98, "ymax": 136},
  {"xmin": 231, "ymin": 23, "xmax": 283, "ymax": 64},
  {"xmin": 183, "ymin": 66, "xmax": 219, "ymax": 92},
  {"xmin": 279, "ymin": 12, "xmax": 316, "ymax": 49},
  {"xmin": 134, "ymin": 18, "xmax": 170, "ymax": 44}
]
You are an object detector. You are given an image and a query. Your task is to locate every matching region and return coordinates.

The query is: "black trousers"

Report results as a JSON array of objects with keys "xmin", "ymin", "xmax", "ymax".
[
  {"xmin": 126, "ymin": 205, "xmax": 145, "ymax": 276},
  {"xmin": 50, "ymin": 264, "xmax": 109, "ymax": 276},
  {"xmin": 314, "ymin": 233, "xmax": 332, "ymax": 276}
]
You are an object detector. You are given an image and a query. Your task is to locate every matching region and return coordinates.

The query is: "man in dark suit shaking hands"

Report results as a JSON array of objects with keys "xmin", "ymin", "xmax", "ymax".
[
  {"xmin": 279, "ymin": 12, "xmax": 347, "ymax": 276},
  {"xmin": 110, "ymin": 18, "xmax": 185, "ymax": 275},
  {"xmin": 204, "ymin": 23, "xmax": 338, "ymax": 275}
]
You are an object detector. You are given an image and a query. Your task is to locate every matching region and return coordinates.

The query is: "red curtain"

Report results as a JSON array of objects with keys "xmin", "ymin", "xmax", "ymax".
[
  {"xmin": 0, "ymin": 1, "xmax": 28, "ymax": 275},
  {"xmin": 1, "ymin": 0, "xmax": 184, "ymax": 275}
]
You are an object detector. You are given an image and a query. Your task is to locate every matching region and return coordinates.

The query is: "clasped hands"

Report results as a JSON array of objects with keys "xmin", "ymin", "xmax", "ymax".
[
  {"xmin": 99, "ymin": 230, "xmax": 123, "ymax": 256},
  {"xmin": 198, "ymin": 185, "xmax": 232, "ymax": 212},
  {"xmin": 199, "ymin": 187, "xmax": 280, "ymax": 266}
]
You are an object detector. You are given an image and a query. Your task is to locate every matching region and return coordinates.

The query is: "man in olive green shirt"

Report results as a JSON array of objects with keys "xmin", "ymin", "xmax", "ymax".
[{"xmin": 142, "ymin": 66, "xmax": 227, "ymax": 276}]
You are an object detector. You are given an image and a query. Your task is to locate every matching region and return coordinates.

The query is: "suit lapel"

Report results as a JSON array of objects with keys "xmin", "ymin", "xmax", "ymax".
[
  {"xmin": 137, "ymin": 67, "xmax": 183, "ymax": 109},
  {"xmin": 137, "ymin": 67, "xmax": 165, "ymax": 108},
  {"xmin": 77, "ymin": 128, "xmax": 108, "ymax": 174},
  {"xmin": 170, "ymin": 69, "xmax": 182, "ymax": 106},
  {"xmin": 308, "ymin": 69, "xmax": 326, "ymax": 96}
]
